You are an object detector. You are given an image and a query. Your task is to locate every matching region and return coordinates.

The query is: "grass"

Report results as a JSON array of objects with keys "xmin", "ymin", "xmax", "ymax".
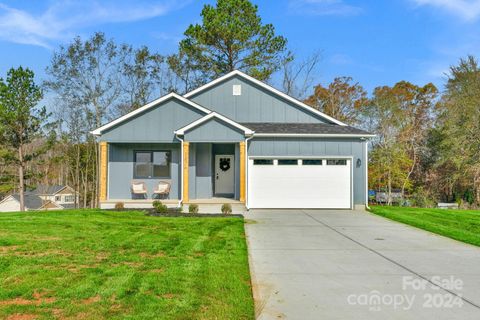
[
  {"xmin": 369, "ymin": 206, "xmax": 480, "ymax": 247},
  {"xmin": 0, "ymin": 210, "xmax": 254, "ymax": 320}
]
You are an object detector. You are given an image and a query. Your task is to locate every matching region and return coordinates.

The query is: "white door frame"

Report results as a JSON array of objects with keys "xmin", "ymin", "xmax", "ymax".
[
  {"xmin": 247, "ymin": 155, "xmax": 353, "ymax": 209},
  {"xmin": 214, "ymin": 154, "xmax": 235, "ymax": 196}
]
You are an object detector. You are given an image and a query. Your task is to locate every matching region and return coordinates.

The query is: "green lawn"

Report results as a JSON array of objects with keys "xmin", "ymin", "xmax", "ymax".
[
  {"xmin": 0, "ymin": 210, "xmax": 254, "ymax": 320},
  {"xmin": 369, "ymin": 206, "xmax": 480, "ymax": 247}
]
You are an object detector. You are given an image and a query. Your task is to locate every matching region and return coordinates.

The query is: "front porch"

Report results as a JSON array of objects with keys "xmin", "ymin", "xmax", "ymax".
[
  {"xmin": 99, "ymin": 140, "xmax": 247, "ymax": 212},
  {"xmin": 101, "ymin": 197, "xmax": 247, "ymax": 214}
]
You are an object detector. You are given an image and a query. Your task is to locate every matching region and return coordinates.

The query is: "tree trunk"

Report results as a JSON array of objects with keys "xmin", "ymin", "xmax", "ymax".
[
  {"xmin": 75, "ymin": 144, "xmax": 80, "ymax": 209},
  {"xmin": 18, "ymin": 145, "xmax": 25, "ymax": 212},
  {"xmin": 402, "ymin": 141, "xmax": 417, "ymax": 198},
  {"xmin": 93, "ymin": 141, "xmax": 99, "ymax": 208},
  {"xmin": 387, "ymin": 169, "xmax": 392, "ymax": 206}
]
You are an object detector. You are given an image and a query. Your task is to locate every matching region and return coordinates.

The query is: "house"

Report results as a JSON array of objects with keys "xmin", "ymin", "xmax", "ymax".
[
  {"xmin": 0, "ymin": 185, "xmax": 79, "ymax": 212},
  {"xmin": 91, "ymin": 70, "xmax": 374, "ymax": 210}
]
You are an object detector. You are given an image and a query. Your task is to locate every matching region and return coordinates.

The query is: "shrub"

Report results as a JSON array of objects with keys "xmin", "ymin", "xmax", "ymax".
[
  {"xmin": 114, "ymin": 202, "xmax": 124, "ymax": 210},
  {"xmin": 188, "ymin": 204, "xmax": 199, "ymax": 214},
  {"xmin": 152, "ymin": 200, "xmax": 168, "ymax": 213},
  {"xmin": 410, "ymin": 187, "xmax": 436, "ymax": 208},
  {"xmin": 221, "ymin": 203, "xmax": 232, "ymax": 214}
]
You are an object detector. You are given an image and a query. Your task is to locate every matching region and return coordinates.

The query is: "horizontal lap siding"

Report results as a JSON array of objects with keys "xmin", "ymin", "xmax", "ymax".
[
  {"xmin": 108, "ymin": 143, "xmax": 180, "ymax": 200},
  {"xmin": 248, "ymin": 138, "xmax": 366, "ymax": 205},
  {"xmin": 190, "ymin": 75, "xmax": 330, "ymax": 124},
  {"xmin": 100, "ymin": 99, "xmax": 205, "ymax": 143}
]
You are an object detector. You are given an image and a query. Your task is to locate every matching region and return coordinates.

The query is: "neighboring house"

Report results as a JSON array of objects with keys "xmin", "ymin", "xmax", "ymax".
[
  {"xmin": 33, "ymin": 185, "xmax": 79, "ymax": 208},
  {"xmin": 91, "ymin": 70, "xmax": 374, "ymax": 210},
  {"xmin": 0, "ymin": 185, "xmax": 79, "ymax": 212}
]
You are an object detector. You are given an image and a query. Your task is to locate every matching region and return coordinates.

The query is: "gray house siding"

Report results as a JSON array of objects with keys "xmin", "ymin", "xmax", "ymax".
[
  {"xmin": 184, "ymin": 119, "xmax": 245, "ymax": 142},
  {"xmin": 189, "ymin": 75, "xmax": 330, "ymax": 124},
  {"xmin": 187, "ymin": 143, "xmax": 240, "ymax": 200},
  {"xmin": 248, "ymin": 138, "xmax": 366, "ymax": 205},
  {"xmin": 108, "ymin": 143, "xmax": 180, "ymax": 199},
  {"xmin": 100, "ymin": 98, "xmax": 206, "ymax": 143}
]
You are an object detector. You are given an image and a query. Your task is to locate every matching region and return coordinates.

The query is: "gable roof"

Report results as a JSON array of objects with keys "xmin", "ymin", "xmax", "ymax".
[
  {"xmin": 241, "ymin": 123, "xmax": 374, "ymax": 137},
  {"xmin": 90, "ymin": 92, "xmax": 212, "ymax": 136},
  {"xmin": 32, "ymin": 185, "xmax": 69, "ymax": 195},
  {"xmin": 184, "ymin": 70, "xmax": 347, "ymax": 126},
  {"xmin": 10, "ymin": 193, "xmax": 44, "ymax": 209},
  {"xmin": 175, "ymin": 112, "xmax": 255, "ymax": 135}
]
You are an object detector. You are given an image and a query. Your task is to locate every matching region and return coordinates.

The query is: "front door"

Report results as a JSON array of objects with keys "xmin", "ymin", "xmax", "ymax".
[{"xmin": 214, "ymin": 155, "xmax": 235, "ymax": 196}]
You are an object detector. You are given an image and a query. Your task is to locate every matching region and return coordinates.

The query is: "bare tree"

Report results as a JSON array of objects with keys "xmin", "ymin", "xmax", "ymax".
[{"xmin": 282, "ymin": 51, "xmax": 321, "ymax": 99}]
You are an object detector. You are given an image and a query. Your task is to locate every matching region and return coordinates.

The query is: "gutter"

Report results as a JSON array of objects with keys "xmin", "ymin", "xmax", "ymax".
[
  {"xmin": 174, "ymin": 134, "xmax": 184, "ymax": 209},
  {"xmin": 244, "ymin": 135, "xmax": 254, "ymax": 210},
  {"xmin": 364, "ymin": 139, "xmax": 371, "ymax": 210},
  {"xmin": 252, "ymin": 133, "xmax": 376, "ymax": 138}
]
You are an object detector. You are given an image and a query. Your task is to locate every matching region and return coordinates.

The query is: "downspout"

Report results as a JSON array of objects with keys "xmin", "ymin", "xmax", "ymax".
[
  {"xmin": 175, "ymin": 134, "xmax": 184, "ymax": 209},
  {"xmin": 244, "ymin": 134, "xmax": 254, "ymax": 210},
  {"xmin": 365, "ymin": 139, "xmax": 370, "ymax": 210}
]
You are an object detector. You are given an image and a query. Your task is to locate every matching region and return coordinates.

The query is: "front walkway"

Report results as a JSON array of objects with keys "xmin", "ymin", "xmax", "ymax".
[{"xmin": 245, "ymin": 210, "xmax": 480, "ymax": 319}]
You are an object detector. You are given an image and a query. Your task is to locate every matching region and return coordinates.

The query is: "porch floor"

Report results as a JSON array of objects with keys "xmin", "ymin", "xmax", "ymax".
[
  {"xmin": 186, "ymin": 198, "xmax": 242, "ymax": 204},
  {"xmin": 100, "ymin": 198, "xmax": 246, "ymax": 214}
]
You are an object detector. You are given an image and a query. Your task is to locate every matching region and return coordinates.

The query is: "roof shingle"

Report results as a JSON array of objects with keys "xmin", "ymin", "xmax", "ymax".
[{"xmin": 240, "ymin": 123, "xmax": 372, "ymax": 135}]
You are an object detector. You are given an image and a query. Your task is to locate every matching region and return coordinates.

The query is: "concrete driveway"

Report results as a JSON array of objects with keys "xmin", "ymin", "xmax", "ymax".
[{"xmin": 245, "ymin": 210, "xmax": 480, "ymax": 319}]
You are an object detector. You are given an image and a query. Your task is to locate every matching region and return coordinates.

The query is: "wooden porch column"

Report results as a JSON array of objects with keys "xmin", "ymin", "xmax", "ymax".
[
  {"xmin": 239, "ymin": 141, "xmax": 246, "ymax": 203},
  {"xmin": 183, "ymin": 142, "xmax": 190, "ymax": 203},
  {"xmin": 99, "ymin": 141, "xmax": 108, "ymax": 202}
]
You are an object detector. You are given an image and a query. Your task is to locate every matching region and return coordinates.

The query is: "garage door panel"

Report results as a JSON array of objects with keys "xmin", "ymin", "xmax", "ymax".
[{"xmin": 248, "ymin": 159, "xmax": 351, "ymax": 209}]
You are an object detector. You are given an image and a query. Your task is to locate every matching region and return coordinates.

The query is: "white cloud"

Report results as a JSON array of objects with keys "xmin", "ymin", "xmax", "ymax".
[
  {"xmin": 288, "ymin": 0, "xmax": 363, "ymax": 16},
  {"xmin": 411, "ymin": 0, "xmax": 480, "ymax": 21},
  {"xmin": 0, "ymin": 1, "xmax": 190, "ymax": 48}
]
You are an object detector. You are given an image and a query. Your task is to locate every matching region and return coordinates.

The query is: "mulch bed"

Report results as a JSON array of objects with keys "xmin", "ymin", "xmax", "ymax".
[{"xmin": 106, "ymin": 208, "xmax": 243, "ymax": 218}]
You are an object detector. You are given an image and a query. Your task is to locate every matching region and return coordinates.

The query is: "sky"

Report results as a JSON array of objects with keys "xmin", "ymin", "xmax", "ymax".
[{"xmin": 0, "ymin": 0, "xmax": 479, "ymax": 94}]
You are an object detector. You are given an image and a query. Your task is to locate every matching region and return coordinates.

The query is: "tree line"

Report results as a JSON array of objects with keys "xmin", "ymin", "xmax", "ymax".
[{"xmin": 0, "ymin": 0, "xmax": 479, "ymax": 210}]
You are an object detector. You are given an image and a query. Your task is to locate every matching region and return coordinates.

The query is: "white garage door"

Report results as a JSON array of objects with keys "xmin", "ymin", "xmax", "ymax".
[{"xmin": 248, "ymin": 158, "xmax": 351, "ymax": 209}]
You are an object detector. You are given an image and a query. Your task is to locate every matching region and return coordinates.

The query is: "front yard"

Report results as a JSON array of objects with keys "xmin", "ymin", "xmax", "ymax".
[
  {"xmin": 370, "ymin": 206, "xmax": 480, "ymax": 247},
  {"xmin": 0, "ymin": 210, "xmax": 254, "ymax": 320}
]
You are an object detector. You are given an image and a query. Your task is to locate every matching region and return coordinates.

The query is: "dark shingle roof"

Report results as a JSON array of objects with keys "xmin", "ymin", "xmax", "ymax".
[
  {"xmin": 11, "ymin": 193, "xmax": 44, "ymax": 209},
  {"xmin": 32, "ymin": 185, "xmax": 66, "ymax": 195},
  {"xmin": 240, "ymin": 123, "xmax": 372, "ymax": 135}
]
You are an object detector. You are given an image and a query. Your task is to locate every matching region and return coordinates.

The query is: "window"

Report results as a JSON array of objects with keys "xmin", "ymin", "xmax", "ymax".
[
  {"xmin": 64, "ymin": 195, "xmax": 75, "ymax": 203},
  {"xmin": 278, "ymin": 159, "xmax": 298, "ymax": 165},
  {"xmin": 55, "ymin": 195, "xmax": 61, "ymax": 202},
  {"xmin": 302, "ymin": 159, "xmax": 322, "ymax": 165},
  {"xmin": 327, "ymin": 159, "xmax": 347, "ymax": 166},
  {"xmin": 253, "ymin": 159, "xmax": 273, "ymax": 165},
  {"xmin": 134, "ymin": 151, "xmax": 171, "ymax": 178}
]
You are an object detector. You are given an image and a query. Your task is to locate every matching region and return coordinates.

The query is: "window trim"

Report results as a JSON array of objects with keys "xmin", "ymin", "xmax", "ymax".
[
  {"xmin": 64, "ymin": 195, "xmax": 75, "ymax": 203},
  {"xmin": 133, "ymin": 150, "xmax": 172, "ymax": 179}
]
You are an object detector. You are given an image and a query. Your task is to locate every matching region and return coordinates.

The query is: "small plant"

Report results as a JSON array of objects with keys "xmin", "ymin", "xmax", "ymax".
[
  {"xmin": 153, "ymin": 200, "xmax": 168, "ymax": 213},
  {"xmin": 188, "ymin": 204, "xmax": 199, "ymax": 214},
  {"xmin": 221, "ymin": 203, "xmax": 232, "ymax": 214},
  {"xmin": 114, "ymin": 202, "xmax": 124, "ymax": 210}
]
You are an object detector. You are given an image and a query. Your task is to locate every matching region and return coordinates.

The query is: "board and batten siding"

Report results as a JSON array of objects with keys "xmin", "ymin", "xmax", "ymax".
[
  {"xmin": 184, "ymin": 119, "xmax": 246, "ymax": 142},
  {"xmin": 108, "ymin": 143, "xmax": 180, "ymax": 200},
  {"xmin": 188, "ymin": 143, "xmax": 240, "ymax": 200},
  {"xmin": 248, "ymin": 137, "xmax": 366, "ymax": 205},
  {"xmin": 189, "ymin": 75, "xmax": 330, "ymax": 124},
  {"xmin": 99, "ymin": 98, "xmax": 206, "ymax": 143}
]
